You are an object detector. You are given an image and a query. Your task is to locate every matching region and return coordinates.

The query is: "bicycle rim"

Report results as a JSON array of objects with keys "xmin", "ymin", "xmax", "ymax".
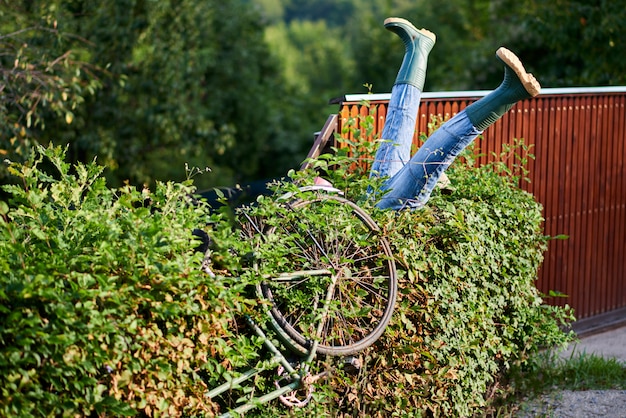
[{"xmin": 257, "ymin": 195, "xmax": 397, "ymax": 356}]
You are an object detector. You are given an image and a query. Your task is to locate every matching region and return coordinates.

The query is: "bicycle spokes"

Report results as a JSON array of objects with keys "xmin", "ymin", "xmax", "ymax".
[{"xmin": 256, "ymin": 194, "xmax": 397, "ymax": 356}]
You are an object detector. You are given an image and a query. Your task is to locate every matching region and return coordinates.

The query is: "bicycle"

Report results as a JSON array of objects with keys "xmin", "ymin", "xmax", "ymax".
[{"xmin": 203, "ymin": 184, "xmax": 398, "ymax": 417}]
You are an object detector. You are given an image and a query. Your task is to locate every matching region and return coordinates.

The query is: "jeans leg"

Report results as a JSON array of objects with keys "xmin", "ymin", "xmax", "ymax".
[
  {"xmin": 369, "ymin": 84, "xmax": 422, "ymax": 179},
  {"xmin": 375, "ymin": 110, "xmax": 482, "ymax": 210}
]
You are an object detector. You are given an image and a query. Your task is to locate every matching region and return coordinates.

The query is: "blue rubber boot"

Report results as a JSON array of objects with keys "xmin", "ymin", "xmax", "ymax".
[
  {"xmin": 465, "ymin": 47, "xmax": 541, "ymax": 131},
  {"xmin": 384, "ymin": 17, "xmax": 436, "ymax": 91}
]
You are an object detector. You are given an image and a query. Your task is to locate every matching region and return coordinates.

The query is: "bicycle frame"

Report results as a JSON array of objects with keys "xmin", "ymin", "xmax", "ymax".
[
  {"xmin": 205, "ymin": 185, "xmax": 395, "ymax": 415},
  {"xmin": 206, "ymin": 314, "xmax": 325, "ymax": 417}
]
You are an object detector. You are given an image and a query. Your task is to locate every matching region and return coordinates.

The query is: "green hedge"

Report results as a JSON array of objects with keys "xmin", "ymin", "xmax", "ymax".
[
  {"xmin": 0, "ymin": 143, "xmax": 573, "ymax": 417},
  {"xmin": 240, "ymin": 136, "xmax": 574, "ymax": 417},
  {"xmin": 320, "ymin": 159, "xmax": 573, "ymax": 416},
  {"xmin": 0, "ymin": 145, "xmax": 260, "ymax": 417}
]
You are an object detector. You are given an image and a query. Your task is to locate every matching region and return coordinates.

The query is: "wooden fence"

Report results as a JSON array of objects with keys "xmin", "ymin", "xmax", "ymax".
[{"xmin": 308, "ymin": 87, "xmax": 626, "ymax": 322}]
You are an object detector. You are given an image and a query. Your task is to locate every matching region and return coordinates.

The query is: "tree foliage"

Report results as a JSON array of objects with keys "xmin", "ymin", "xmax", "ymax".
[
  {"xmin": 2, "ymin": 0, "xmax": 624, "ymax": 195},
  {"xmin": 257, "ymin": 0, "xmax": 626, "ymax": 93},
  {"xmin": 1, "ymin": 0, "xmax": 308, "ymax": 192},
  {"xmin": 0, "ymin": 2, "xmax": 104, "ymax": 185},
  {"xmin": 513, "ymin": 0, "xmax": 626, "ymax": 87}
]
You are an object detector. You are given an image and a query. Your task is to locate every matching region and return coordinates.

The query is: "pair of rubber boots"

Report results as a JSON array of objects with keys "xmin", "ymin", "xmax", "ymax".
[{"xmin": 384, "ymin": 17, "xmax": 541, "ymax": 131}]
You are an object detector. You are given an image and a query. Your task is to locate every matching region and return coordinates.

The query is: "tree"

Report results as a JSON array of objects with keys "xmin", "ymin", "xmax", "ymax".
[
  {"xmin": 0, "ymin": 1, "xmax": 103, "ymax": 185},
  {"xmin": 326, "ymin": 0, "xmax": 626, "ymax": 91},
  {"xmin": 264, "ymin": 20, "xmax": 357, "ymax": 137},
  {"xmin": 2, "ymin": 0, "xmax": 308, "ymax": 192},
  {"xmin": 4, "ymin": 0, "xmax": 623, "ymax": 193},
  {"xmin": 513, "ymin": 0, "xmax": 626, "ymax": 87}
]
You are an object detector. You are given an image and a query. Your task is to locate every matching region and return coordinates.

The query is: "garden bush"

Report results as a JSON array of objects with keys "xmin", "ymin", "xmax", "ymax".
[
  {"xmin": 243, "ymin": 116, "xmax": 574, "ymax": 416},
  {"xmin": 0, "ymin": 137, "xmax": 574, "ymax": 417},
  {"xmin": 0, "ymin": 145, "xmax": 261, "ymax": 416},
  {"xmin": 319, "ymin": 159, "xmax": 575, "ymax": 417}
]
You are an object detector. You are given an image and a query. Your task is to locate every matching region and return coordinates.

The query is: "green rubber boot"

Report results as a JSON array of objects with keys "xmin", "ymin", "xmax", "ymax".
[
  {"xmin": 465, "ymin": 47, "xmax": 541, "ymax": 131},
  {"xmin": 384, "ymin": 17, "xmax": 436, "ymax": 91}
]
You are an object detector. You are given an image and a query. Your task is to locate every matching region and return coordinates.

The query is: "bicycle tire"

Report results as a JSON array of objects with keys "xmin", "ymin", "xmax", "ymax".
[{"xmin": 256, "ymin": 194, "xmax": 397, "ymax": 356}]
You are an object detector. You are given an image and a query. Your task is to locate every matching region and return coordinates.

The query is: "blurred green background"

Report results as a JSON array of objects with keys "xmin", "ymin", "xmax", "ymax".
[{"xmin": 2, "ymin": 0, "xmax": 624, "ymax": 192}]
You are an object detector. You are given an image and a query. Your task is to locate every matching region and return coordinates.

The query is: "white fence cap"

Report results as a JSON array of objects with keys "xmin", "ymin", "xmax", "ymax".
[{"xmin": 341, "ymin": 86, "xmax": 626, "ymax": 103}]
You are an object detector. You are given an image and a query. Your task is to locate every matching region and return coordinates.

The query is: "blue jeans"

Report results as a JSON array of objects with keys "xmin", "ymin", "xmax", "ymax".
[{"xmin": 370, "ymin": 84, "xmax": 482, "ymax": 210}]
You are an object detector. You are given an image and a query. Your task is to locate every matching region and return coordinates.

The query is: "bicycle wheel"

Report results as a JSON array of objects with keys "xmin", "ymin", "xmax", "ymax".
[{"xmin": 256, "ymin": 193, "xmax": 397, "ymax": 356}]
